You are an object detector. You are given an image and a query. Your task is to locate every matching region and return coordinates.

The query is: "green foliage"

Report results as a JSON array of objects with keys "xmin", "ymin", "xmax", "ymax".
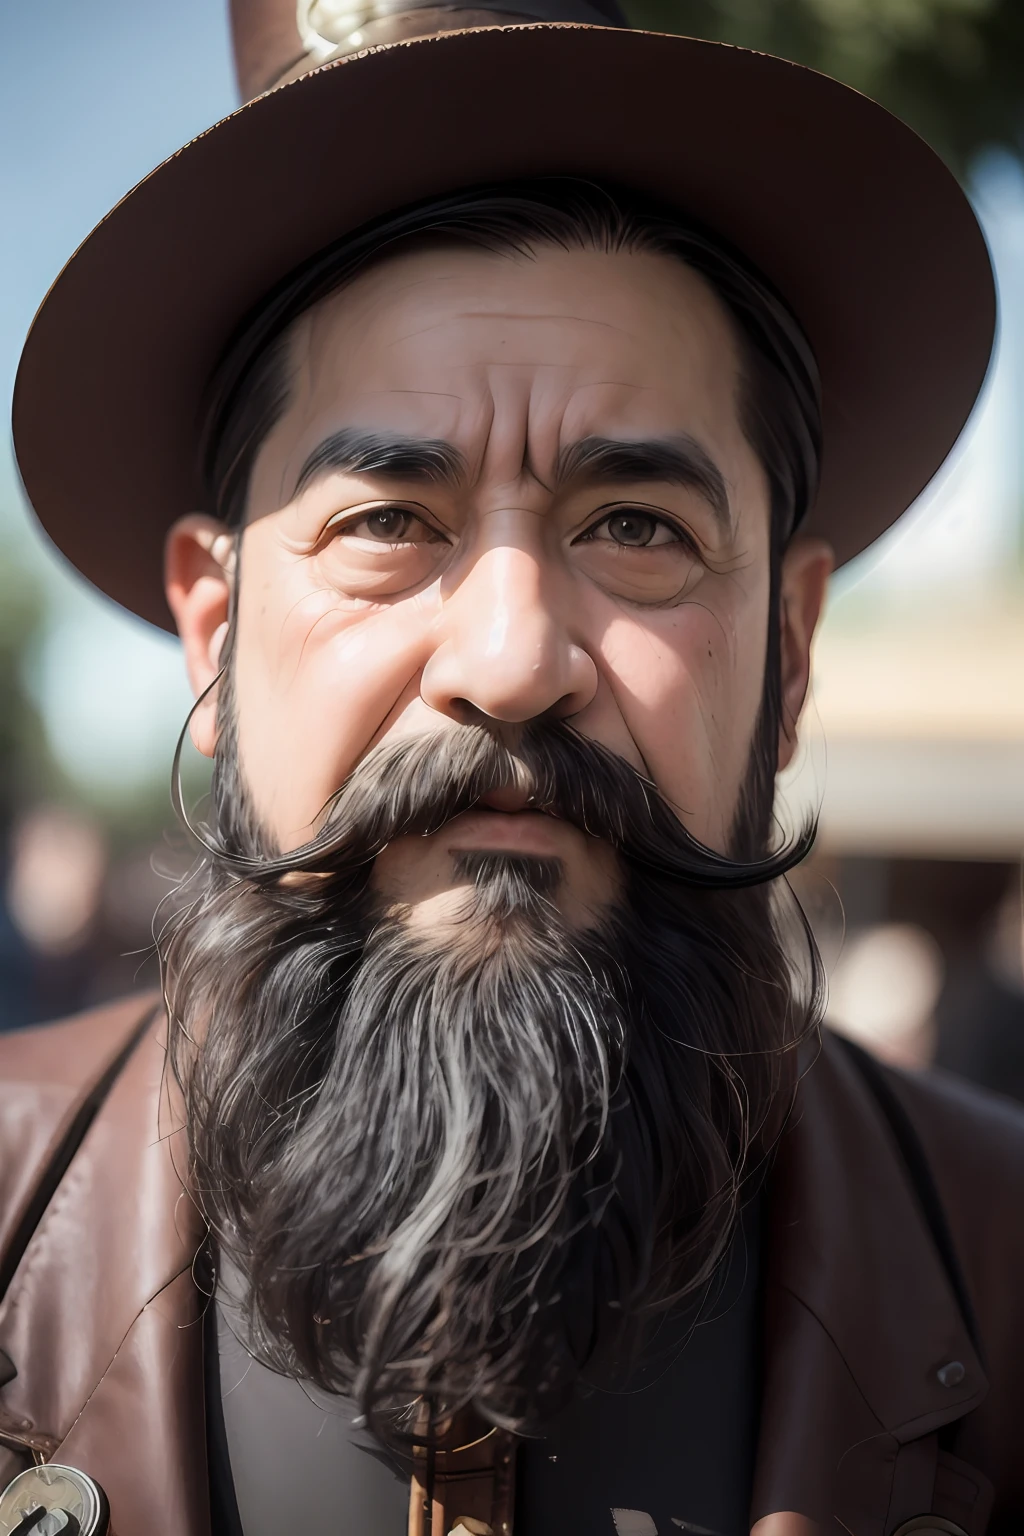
[
  {"xmin": 0, "ymin": 551, "xmax": 53, "ymax": 829},
  {"xmin": 0, "ymin": 532, "xmax": 184, "ymax": 850},
  {"xmin": 624, "ymin": 0, "xmax": 1024, "ymax": 172}
]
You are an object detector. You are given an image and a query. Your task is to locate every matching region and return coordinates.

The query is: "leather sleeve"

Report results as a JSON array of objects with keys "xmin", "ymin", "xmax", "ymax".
[{"xmin": 0, "ymin": 994, "xmax": 160, "ymax": 1282}]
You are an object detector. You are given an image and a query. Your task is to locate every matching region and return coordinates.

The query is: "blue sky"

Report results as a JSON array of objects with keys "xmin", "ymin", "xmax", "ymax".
[
  {"xmin": 1, "ymin": 3, "xmax": 1021, "ymax": 795},
  {"xmin": 0, "ymin": 0, "xmax": 235, "ymax": 792},
  {"xmin": 0, "ymin": 0, "xmax": 235, "ymax": 406}
]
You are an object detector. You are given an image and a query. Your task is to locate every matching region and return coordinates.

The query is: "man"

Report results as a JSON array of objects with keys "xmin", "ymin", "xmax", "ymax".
[{"xmin": 0, "ymin": 3, "xmax": 1020, "ymax": 1534}]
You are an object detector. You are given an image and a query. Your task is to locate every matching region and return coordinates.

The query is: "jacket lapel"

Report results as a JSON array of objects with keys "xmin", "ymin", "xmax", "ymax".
[
  {"xmin": 0, "ymin": 1006, "xmax": 209, "ymax": 1536},
  {"xmin": 752, "ymin": 1034, "xmax": 988, "ymax": 1534}
]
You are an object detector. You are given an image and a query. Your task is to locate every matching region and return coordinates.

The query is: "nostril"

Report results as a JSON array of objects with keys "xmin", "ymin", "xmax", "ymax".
[
  {"xmin": 549, "ymin": 690, "xmax": 586, "ymax": 721},
  {"xmin": 451, "ymin": 698, "xmax": 487, "ymax": 727},
  {"xmin": 420, "ymin": 631, "xmax": 598, "ymax": 725}
]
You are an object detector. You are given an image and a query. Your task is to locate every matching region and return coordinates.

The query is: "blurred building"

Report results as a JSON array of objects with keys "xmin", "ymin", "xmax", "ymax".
[{"xmin": 804, "ymin": 585, "xmax": 1024, "ymax": 1091}]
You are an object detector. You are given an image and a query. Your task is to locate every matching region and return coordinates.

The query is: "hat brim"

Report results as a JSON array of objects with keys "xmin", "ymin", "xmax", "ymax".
[{"xmin": 12, "ymin": 23, "xmax": 995, "ymax": 630}]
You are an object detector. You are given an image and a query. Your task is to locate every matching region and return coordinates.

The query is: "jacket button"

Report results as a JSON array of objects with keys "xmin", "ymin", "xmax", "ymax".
[{"xmin": 936, "ymin": 1359, "xmax": 966, "ymax": 1387}]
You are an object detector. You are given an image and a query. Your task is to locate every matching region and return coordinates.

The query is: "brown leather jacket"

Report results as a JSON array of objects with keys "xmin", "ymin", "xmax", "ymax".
[{"xmin": 0, "ymin": 994, "xmax": 1021, "ymax": 1535}]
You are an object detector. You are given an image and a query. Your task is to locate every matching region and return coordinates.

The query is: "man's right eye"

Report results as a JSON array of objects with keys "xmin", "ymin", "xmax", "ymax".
[
  {"xmin": 325, "ymin": 501, "xmax": 445, "ymax": 545},
  {"xmin": 361, "ymin": 506, "xmax": 413, "ymax": 541}
]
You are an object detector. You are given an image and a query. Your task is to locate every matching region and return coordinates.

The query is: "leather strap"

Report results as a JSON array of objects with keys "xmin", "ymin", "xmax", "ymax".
[{"xmin": 407, "ymin": 1416, "xmax": 516, "ymax": 1536}]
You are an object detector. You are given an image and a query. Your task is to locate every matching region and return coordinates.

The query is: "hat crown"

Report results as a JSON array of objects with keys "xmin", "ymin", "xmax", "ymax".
[
  {"xmin": 300, "ymin": 0, "xmax": 622, "ymax": 60},
  {"xmin": 238, "ymin": 0, "xmax": 623, "ymax": 96},
  {"xmin": 277, "ymin": 0, "xmax": 625, "ymax": 87}
]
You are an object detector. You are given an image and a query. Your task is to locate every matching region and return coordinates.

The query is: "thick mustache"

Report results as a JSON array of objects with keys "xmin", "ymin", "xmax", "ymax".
[{"xmin": 197, "ymin": 721, "xmax": 813, "ymax": 891}]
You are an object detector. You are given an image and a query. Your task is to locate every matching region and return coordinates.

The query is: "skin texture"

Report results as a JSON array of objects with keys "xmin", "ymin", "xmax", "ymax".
[{"xmin": 166, "ymin": 242, "xmax": 831, "ymax": 922}]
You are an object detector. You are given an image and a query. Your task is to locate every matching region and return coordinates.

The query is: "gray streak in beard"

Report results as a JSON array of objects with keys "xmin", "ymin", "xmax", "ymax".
[
  {"xmin": 450, "ymin": 850, "xmax": 565, "ymax": 903},
  {"xmin": 161, "ymin": 714, "xmax": 823, "ymax": 1447}
]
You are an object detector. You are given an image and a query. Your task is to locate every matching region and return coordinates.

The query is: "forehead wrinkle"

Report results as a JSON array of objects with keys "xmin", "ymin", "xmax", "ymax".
[
  {"xmin": 468, "ymin": 366, "xmax": 542, "ymax": 496},
  {"xmin": 562, "ymin": 379, "xmax": 655, "ymax": 395},
  {"xmin": 369, "ymin": 389, "xmax": 465, "ymax": 401},
  {"xmin": 442, "ymin": 309, "xmax": 633, "ymax": 332},
  {"xmin": 385, "ymin": 309, "xmax": 635, "ymax": 349},
  {"xmin": 521, "ymin": 381, "xmax": 576, "ymax": 497}
]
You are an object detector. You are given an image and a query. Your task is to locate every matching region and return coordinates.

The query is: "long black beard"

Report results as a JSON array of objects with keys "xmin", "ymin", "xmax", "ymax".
[{"xmin": 162, "ymin": 719, "xmax": 821, "ymax": 1442}]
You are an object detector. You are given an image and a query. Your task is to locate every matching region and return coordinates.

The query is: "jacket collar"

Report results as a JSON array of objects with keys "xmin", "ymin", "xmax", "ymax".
[{"xmin": 0, "ymin": 1001, "xmax": 210, "ymax": 1535}]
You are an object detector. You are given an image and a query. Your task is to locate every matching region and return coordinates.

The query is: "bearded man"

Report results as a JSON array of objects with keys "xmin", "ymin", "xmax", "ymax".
[{"xmin": 0, "ymin": 2, "xmax": 1021, "ymax": 1534}]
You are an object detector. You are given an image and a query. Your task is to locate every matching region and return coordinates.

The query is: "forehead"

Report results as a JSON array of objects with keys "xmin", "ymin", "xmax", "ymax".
[{"xmin": 269, "ymin": 241, "xmax": 747, "ymax": 477}]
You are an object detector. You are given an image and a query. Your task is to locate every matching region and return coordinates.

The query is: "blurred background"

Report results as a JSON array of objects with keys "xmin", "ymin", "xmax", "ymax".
[{"xmin": 0, "ymin": 0, "xmax": 1022, "ymax": 1096}]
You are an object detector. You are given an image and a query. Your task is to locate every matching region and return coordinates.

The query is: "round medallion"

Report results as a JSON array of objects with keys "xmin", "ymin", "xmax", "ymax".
[
  {"xmin": 0, "ymin": 1464, "xmax": 109, "ymax": 1536},
  {"xmin": 890, "ymin": 1518, "xmax": 968, "ymax": 1536}
]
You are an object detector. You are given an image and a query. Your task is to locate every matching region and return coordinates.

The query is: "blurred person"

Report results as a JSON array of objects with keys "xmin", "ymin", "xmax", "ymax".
[
  {"xmin": 0, "ymin": 4, "xmax": 1021, "ymax": 1536},
  {"xmin": 831, "ymin": 858, "xmax": 1024, "ymax": 1101},
  {"xmin": 923, "ymin": 864, "xmax": 1024, "ymax": 1102},
  {"xmin": 826, "ymin": 921, "xmax": 945, "ymax": 1070},
  {"xmin": 4, "ymin": 805, "xmax": 108, "ymax": 1023},
  {"xmin": 6, "ymin": 806, "xmax": 107, "ymax": 960}
]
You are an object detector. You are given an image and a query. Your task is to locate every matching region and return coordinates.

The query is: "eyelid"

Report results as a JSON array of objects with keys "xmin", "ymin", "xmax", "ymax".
[
  {"xmin": 322, "ymin": 499, "xmax": 447, "ymax": 539},
  {"xmin": 572, "ymin": 501, "xmax": 703, "ymax": 554}
]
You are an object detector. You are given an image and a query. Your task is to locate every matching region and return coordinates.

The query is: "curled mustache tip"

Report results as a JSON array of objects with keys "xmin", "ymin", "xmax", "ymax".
[{"xmin": 185, "ymin": 719, "xmax": 814, "ymax": 892}]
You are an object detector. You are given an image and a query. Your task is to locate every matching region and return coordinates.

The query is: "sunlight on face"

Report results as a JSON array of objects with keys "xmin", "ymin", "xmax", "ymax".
[{"xmin": 221, "ymin": 243, "xmax": 774, "ymax": 911}]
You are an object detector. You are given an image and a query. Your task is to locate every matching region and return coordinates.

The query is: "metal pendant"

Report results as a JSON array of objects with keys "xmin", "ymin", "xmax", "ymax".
[
  {"xmin": 890, "ymin": 1519, "xmax": 969, "ymax": 1536},
  {"xmin": 407, "ymin": 1414, "xmax": 515, "ymax": 1536},
  {"xmin": 0, "ymin": 1464, "xmax": 109, "ymax": 1536}
]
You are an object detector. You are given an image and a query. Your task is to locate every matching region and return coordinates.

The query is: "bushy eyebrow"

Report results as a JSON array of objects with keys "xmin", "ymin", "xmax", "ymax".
[
  {"xmin": 557, "ymin": 435, "xmax": 732, "ymax": 532},
  {"xmin": 294, "ymin": 426, "xmax": 731, "ymax": 531},
  {"xmin": 294, "ymin": 428, "xmax": 467, "ymax": 496}
]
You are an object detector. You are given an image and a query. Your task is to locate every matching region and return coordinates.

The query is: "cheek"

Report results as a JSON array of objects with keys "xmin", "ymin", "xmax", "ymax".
[
  {"xmin": 596, "ymin": 587, "xmax": 767, "ymax": 845},
  {"xmin": 232, "ymin": 536, "xmax": 439, "ymax": 844}
]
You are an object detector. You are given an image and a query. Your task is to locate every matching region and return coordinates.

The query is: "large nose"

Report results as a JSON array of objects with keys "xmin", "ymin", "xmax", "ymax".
[{"xmin": 421, "ymin": 543, "xmax": 598, "ymax": 724}]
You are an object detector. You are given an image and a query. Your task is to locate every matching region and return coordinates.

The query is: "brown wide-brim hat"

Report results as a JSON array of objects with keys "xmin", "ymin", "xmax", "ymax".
[{"xmin": 13, "ymin": 22, "xmax": 995, "ymax": 631}]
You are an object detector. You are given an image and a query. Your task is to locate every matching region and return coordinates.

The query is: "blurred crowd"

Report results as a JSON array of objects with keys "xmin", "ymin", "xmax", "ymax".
[
  {"xmin": 810, "ymin": 856, "xmax": 1024, "ymax": 1096},
  {"xmin": 0, "ymin": 803, "xmax": 177, "ymax": 1030}
]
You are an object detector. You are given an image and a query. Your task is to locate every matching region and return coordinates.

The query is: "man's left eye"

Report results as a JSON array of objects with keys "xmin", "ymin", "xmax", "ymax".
[
  {"xmin": 328, "ymin": 502, "xmax": 442, "ymax": 543},
  {"xmin": 587, "ymin": 509, "xmax": 681, "ymax": 548}
]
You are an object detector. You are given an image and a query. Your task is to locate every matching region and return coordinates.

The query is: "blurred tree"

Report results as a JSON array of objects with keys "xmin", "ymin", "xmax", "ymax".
[
  {"xmin": 0, "ymin": 549, "xmax": 52, "ymax": 1026},
  {"xmin": 0, "ymin": 531, "xmax": 182, "ymax": 852},
  {"xmin": 0, "ymin": 549, "xmax": 53, "ymax": 828},
  {"xmin": 625, "ymin": 0, "xmax": 1024, "ymax": 172}
]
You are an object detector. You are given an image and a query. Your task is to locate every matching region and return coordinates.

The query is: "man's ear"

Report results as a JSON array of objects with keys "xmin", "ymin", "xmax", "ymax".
[
  {"xmin": 164, "ymin": 514, "xmax": 237, "ymax": 759},
  {"xmin": 777, "ymin": 534, "xmax": 833, "ymax": 773}
]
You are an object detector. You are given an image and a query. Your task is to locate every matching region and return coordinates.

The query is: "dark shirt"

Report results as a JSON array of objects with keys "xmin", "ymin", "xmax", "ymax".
[{"xmin": 208, "ymin": 1203, "xmax": 761, "ymax": 1536}]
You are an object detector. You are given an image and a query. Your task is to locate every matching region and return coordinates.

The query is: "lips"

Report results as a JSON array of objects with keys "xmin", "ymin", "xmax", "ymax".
[
  {"xmin": 476, "ymin": 785, "xmax": 535, "ymax": 814},
  {"xmin": 444, "ymin": 807, "xmax": 567, "ymax": 858}
]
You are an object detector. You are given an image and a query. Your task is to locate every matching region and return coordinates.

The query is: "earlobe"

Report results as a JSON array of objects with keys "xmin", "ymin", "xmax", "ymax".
[
  {"xmin": 164, "ymin": 514, "xmax": 236, "ymax": 759},
  {"xmin": 776, "ymin": 535, "xmax": 833, "ymax": 773}
]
